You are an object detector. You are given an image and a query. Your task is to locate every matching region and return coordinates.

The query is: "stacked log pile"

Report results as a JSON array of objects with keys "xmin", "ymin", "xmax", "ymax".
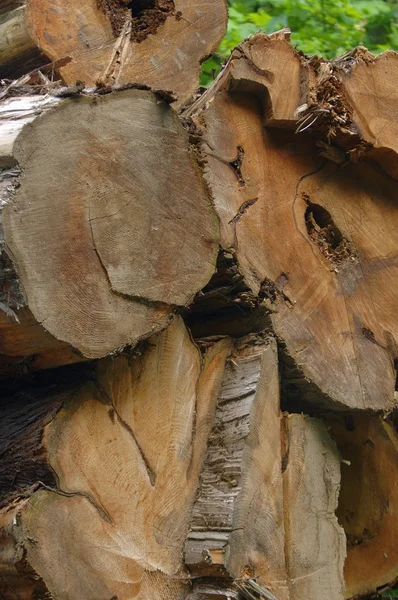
[{"xmin": 0, "ymin": 2, "xmax": 397, "ymax": 599}]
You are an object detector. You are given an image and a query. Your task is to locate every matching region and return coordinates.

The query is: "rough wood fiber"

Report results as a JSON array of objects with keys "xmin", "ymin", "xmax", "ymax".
[
  {"xmin": 226, "ymin": 339, "xmax": 288, "ymax": 599},
  {"xmin": 0, "ymin": 0, "xmax": 228, "ymax": 106},
  {"xmin": 184, "ymin": 336, "xmax": 346, "ymax": 599},
  {"xmin": 0, "ymin": 318, "xmax": 230, "ymax": 599},
  {"xmin": 1, "ymin": 22, "xmax": 398, "ymax": 600},
  {"xmin": 187, "ymin": 29, "xmax": 302, "ymax": 127},
  {"xmin": 188, "ymin": 31, "xmax": 398, "ymax": 411},
  {"xmin": 0, "ymin": 89, "xmax": 218, "ymax": 365},
  {"xmin": 185, "ymin": 336, "xmax": 287, "ymax": 598},
  {"xmin": 335, "ymin": 50, "xmax": 398, "ymax": 179}
]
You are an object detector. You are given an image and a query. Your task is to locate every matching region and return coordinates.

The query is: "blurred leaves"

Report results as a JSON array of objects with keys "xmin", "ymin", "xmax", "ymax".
[
  {"xmin": 382, "ymin": 590, "xmax": 398, "ymax": 599},
  {"xmin": 201, "ymin": 0, "xmax": 398, "ymax": 85}
]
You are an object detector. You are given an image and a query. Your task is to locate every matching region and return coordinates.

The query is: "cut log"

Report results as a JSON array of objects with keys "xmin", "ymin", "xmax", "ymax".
[
  {"xmin": 330, "ymin": 414, "xmax": 398, "ymax": 598},
  {"xmin": 0, "ymin": 322, "xmax": 350, "ymax": 600},
  {"xmin": 1, "ymin": 21, "xmax": 398, "ymax": 600},
  {"xmin": 185, "ymin": 335, "xmax": 346, "ymax": 600},
  {"xmin": 282, "ymin": 414, "xmax": 346, "ymax": 600},
  {"xmin": 0, "ymin": 88, "xmax": 218, "ymax": 372},
  {"xmin": 187, "ymin": 28, "xmax": 303, "ymax": 128},
  {"xmin": 0, "ymin": 317, "xmax": 230, "ymax": 599},
  {"xmin": 185, "ymin": 336, "xmax": 288, "ymax": 599},
  {"xmin": 324, "ymin": 49, "xmax": 398, "ymax": 180},
  {"xmin": 0, "ymin": 2, "xmax": 49, "ymax": 80},
  {"xmin": 0, "ymin": 307, "xmax": 83, "ymax": 378},
  {"xmin": 187, "ymin": 30, "xmax": 398, "ymax": 412},
  {"xmin": 3, "ymin": 318, "xmax": 396, "ymax": 599},
  {"xmin": 0, "ymin": 0, "xmax": 228, "ymax": 106}
]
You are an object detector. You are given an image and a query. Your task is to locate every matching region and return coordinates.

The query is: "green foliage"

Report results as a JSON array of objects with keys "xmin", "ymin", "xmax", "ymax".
[
  {"xmin": 201, "ymin": 0, "xmax": 398, "ymax": 85},
  {"xmin": 382, "ymin": 591, "xmax": 398, "ymax": 599}
]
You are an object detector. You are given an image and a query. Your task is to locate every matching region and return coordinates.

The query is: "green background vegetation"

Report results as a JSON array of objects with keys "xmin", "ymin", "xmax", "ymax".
[{"xmin": 201, "ymin": 0, "xmax": 398, "ymax": 84}]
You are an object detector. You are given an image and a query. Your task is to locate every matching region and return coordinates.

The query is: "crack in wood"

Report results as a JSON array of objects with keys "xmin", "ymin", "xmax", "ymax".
[
  {"xmin": 34, "ymin": 480, "xmax": 113, "ymax": 525},
  {"xmin": 228, "ymin": 198, "xmax": 259, "ymax": 226},
  {"xmin": 234, "ymin": 46, "xmax": 275, "ymax": 82},
  {"xmin": 95, "ymin": 380, "xmax": 157, "ymax": 486}
]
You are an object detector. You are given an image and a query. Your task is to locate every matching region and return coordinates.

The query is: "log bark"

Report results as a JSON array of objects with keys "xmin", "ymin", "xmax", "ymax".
[
  {"xmin": 0, "ymin": 88, "xmax": 219, "ymax": 373},
  {"xmin": 0, "ymin": 0, "xmax": 228, "ymax": 107},
  {"xmin": 187, "ymin": 30, "xmax": 398, "ymax": 412}
]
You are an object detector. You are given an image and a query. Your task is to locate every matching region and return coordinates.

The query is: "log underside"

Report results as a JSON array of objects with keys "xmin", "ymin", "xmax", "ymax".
[{"xmin": 0, "ymin": 20, "xmax": 397, "ymax": 600}]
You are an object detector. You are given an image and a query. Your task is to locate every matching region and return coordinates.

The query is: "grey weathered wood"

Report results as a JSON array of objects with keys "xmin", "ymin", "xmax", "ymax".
[
  {"xmin": 0, "ymin": 88, "xmax": 219, "ymax": 370},
  {"xmin": 0, "ymin": 5, "xmax": 47, "ymax": 79},
  {"xmin": 283, "ymin": 414, "xmax": 346, "ymax": 600}
]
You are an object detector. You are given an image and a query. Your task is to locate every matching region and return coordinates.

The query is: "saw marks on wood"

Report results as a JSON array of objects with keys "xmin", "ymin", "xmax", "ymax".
[
  {"xmin": 1, "ymin": 89, "xmax": 219, "ymax": 362},
  {"xmin": 1, "ymin": 318, "xmax": 230, "ymax": 599}
]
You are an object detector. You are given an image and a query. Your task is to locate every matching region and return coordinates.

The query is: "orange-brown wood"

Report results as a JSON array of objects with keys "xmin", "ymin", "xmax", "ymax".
[
  {"xmin": 330, "ymin": 415, "xmax": 398, "ymax": 598},
  {"xmin": 0, "ymin": 0, "xmax": 228, "ymax": 106},
  {"xmin": 0, "ymin": 318, "xmax": 230, "ymax": 599},
  {"xmin": 188, "ymin": 32, "xmax": 398, "ymax": 411}
]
